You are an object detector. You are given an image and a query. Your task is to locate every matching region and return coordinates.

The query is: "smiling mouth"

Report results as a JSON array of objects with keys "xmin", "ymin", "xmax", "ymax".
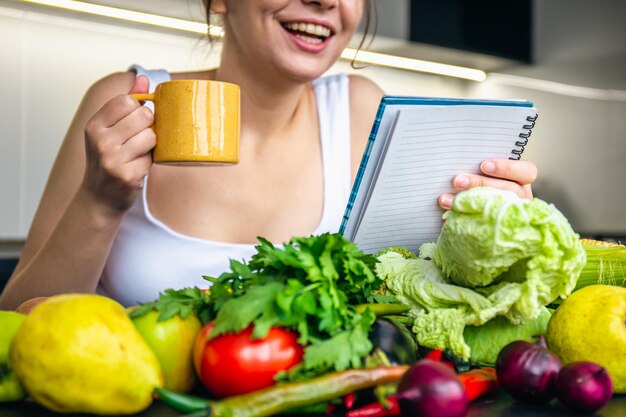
[{"xmin": 281, "ymin": 22, "xmax": 333, "ymax": 45}]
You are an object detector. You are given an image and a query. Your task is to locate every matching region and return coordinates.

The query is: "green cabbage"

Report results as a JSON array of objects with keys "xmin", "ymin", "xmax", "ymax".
[
  {"xmin": 376, "ymin": 187, "xmax": 586, "ymax": 360},
  {"xmin": 463, "ymin": 307, "xmax": 552, "ymax": 366}
]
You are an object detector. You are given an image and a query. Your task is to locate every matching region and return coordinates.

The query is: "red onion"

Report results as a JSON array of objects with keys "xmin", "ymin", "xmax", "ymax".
[
  {"xmin": 555, "ymin": 361, "xmax": 613, "ymax": 414},
  {"xmin": 496, "ymin": 340, "xmax": 562, "ymax": 403},
  {"xmin": 396, "ymin": 359, "xmax": 468, "ymax": 417}
]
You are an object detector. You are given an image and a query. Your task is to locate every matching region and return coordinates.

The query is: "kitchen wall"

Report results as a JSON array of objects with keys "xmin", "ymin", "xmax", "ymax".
[
  {"xmin": 533, "ymin": 0, "xmax": 626, "ymax": 64},
  {"xmin": 0, "ymin": 0, "xmax": 624, "ymax": 243},
  {"xmin": 482, "ymin": 0, "xmax": 626, "ymax": 236}
]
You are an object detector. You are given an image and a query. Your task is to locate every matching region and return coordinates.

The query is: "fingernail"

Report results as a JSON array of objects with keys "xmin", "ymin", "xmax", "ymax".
[
  {"xmin": 454, "ymin": 175, "xmax": 470, "ymax": 189},
  {"xmin": 440, "ymin": 194, "xmax": 454, "ymax": 209},
  {"xmin": 482, "ymin": 161, "xmax": 496, "ymax": 174}
]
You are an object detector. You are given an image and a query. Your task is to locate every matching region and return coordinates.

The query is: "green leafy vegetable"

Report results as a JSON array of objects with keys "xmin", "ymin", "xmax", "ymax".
[
  {"xmin": 128, "ymin": 287, "xmax": 211, "ymax": 323},
  {"xmin": 376, "ymin": 247, "xmax": 417, "ymax": 259},
  {"xmin": 204, "ymin": 233, "xmax": 382, "ymax": 378},
  {"xmin": 463, "ymin": 307, "xmax": 552, "ymax": 366},
  {"xmin": 376, "ymin": 188, "xmax": 586, "ymax": 360}
]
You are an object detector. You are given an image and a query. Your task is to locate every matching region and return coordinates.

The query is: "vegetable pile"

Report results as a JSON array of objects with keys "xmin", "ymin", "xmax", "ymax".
[
  {"xmin": 125, "ymin": 187, "xmax": 618, "ymax": 417},
  {"xmin": 6, "ymin": 185, "xmax": 625, "ymax": 417}
]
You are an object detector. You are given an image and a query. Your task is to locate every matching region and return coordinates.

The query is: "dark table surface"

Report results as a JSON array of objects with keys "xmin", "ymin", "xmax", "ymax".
[{"xmin": 2, "ymin": 391, "xmax": 625, "ymax": 417}]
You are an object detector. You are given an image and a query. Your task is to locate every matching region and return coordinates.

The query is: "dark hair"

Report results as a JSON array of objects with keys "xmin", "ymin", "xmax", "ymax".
[
  {"xmin": 354, "ymin": 0, "xmax": 377, "ymax": 69},
  {"xmin": 204, "ymin": 0, "xmax": 377, "ymax": 69}
]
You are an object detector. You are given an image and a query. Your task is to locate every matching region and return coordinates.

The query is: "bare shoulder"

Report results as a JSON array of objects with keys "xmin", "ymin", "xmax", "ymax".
[
  {"xmin": 348, "ymin": 74, "xmax": 384, "ymax": 180},
  {"xmin": 348, "ymin": 74, "xmax": 384, "ymax": 105}
]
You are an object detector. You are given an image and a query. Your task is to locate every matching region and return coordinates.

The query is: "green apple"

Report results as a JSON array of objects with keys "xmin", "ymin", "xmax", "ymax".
[
  {"xmin": 0, "ymin": 311, "xmax": 27, "ymax": 402},
  {"xmin": 130, "ymin": 309, "xmax": 202, "ymax": 393},
  {"xmin": 547, "ymin": 285, "xmax": 626, "ymax": 393}
]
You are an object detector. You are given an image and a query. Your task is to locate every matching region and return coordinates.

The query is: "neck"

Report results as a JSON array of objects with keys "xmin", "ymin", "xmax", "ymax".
[{"xmin": 214, "ymin": 43, "xmax": 316, "ymax": 143}]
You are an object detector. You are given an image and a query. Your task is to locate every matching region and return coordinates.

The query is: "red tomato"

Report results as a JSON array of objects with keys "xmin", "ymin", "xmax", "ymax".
[{"xmin": 193, "ymin": 322, "xmax": 304, "ymax": 398}]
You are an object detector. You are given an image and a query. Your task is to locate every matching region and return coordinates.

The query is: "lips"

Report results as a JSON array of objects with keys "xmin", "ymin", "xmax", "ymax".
[{"xmin": 281, "ymin": 21, "xmax": 335, "ymax": 51}]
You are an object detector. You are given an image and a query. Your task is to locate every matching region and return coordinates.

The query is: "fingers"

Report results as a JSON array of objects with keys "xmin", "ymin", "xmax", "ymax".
[
  {"xmin": 129, "ymin": 75, "xmax": 150, "ymax": 95},
  {"xmin": 479, "ymin": 159, "xmax": 538, "ymax": 185},
  {"xmin": 453, "ymin": 158, "xmax": 537, "ymax": 199},
  {"xmin": 97, "ymin": 152, "xmax": 152, "ymax": 195},
  {"xmin": 438, "ymin": 194, "xmax": 455, "ymax": 210},
  {"xmin": 85, "ymin": 104, "xmax": 154, "ymax": 165},
  {"xmin": 438, "ymin": 180, "xmax": 533, "ymax": 210},
  {"xmin": 86, "ymin": 94, "xmax": 139, "ymax": 130},
  {"xmin": 123, "ymin": 154, "xmax": 152, "ymax": 190},
  {"xmin": 451, "ymin": 172, "xmax": 534, "ymax": 199},
  {"xmin": 109, "ymin": 105, "xmax": 154, "ymax": 145},
  {"xmin": 87, "ymin": 75, "xmax": 151, "ymax": 129},
  {"xmin": 451, "ymin": 172, "xmax": 529, "ymax": 195},
  {"xmin": 119, "ymin": 128, "xmax": 157, "ymax": 164},
  {"xmin": 438, "ymin": 159, "xmax": 538, "ymax": 210}
]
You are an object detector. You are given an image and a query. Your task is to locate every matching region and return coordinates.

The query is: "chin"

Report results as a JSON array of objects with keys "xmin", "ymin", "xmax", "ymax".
[{"xmin": 278, "ymin": 56, "xmax": 338, "ymax": 83}]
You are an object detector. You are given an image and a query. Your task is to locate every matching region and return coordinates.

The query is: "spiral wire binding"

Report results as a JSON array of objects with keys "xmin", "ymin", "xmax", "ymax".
[{"xmin": 509, "ymin": 114, "xmax": 538, "ymax": 160}]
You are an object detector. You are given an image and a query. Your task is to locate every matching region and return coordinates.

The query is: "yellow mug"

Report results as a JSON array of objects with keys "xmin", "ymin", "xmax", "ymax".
[{"xmin": 131, "ymin": 80, "xmax": 240, "ymax": 164}]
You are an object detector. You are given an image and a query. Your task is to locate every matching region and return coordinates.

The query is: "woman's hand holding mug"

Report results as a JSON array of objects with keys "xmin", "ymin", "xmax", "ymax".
[
  {"xmin": 82, "ymin": 75, "xmax": 156, "ymax": 213},
  {"xmin": 81, "ymin": 76, "xmax": 241, "ymax": 214}
]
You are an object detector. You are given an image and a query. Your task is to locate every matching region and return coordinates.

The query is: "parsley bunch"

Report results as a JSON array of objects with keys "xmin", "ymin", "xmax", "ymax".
[{"xmin": 206, "ymin": 233, "xmax": 383, "ymax": 378}]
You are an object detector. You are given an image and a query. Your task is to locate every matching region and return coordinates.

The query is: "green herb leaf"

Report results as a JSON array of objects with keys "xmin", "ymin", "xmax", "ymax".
[
  {"xmin": 128, "ymin": 287, "xmax": 211, "ymax": 323},
  {"xmin": 303, "ymin": 313, "xmax": 375, "ymax": 371},
  {"xmin": 211, "ymin": 282, "xmax": 286, "ymax": 337}
]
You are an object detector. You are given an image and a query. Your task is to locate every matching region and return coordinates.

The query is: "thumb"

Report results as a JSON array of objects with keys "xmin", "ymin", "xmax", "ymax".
[{"xmin": 129, "ymin": 74, "xmax": 150, "ymax": 94}]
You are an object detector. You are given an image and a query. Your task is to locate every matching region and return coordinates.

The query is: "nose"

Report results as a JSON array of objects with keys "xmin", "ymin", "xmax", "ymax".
[{"xmin": 302, "ymin": 0, "xmax": 338, "ymax": 9}]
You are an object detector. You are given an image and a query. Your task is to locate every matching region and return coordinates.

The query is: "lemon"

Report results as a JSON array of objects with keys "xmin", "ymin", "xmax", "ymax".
[
  {"xmin": 9, "ymin": 294, "xmax": 164, "ymax": 414},
  {"xmin": 547, "ymin": 285, "xmax": 626, "ymax": 393}
]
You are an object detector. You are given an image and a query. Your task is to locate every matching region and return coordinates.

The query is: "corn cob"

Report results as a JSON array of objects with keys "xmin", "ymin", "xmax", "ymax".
[
  {"xmin": 575, "ymin": 238, "xmax": 626, "ymax": 289},
  {"xmin": 580, "ymin": 238, "xmax": 625, "ymax": 248},
  {"xmin": 550, "ymin": 239, "xmax": 626, "ymax": 305}
]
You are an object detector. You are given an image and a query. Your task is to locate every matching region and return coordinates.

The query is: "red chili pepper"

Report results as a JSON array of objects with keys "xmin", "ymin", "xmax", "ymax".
[
  {"xmin": 424, "ymin": 349, "xmax": 456, "ymax": 372},
  {"xmin": 424, "ymin": 349, "xmax": 443, "ymax": 361},
  {"xmin": 344, "ymin": 392, "xmax": 356, "ymax": 409},
  {"xmin": 346, "ymin": 395, "xmax": 400, "ymax": 417},
  {"xmin": 458, "ymin": 367, "xmax": 499, "ymax": 402},
  {"xmin": 325, "ymin": 403, "xmax": 337, "ymax": 415}
]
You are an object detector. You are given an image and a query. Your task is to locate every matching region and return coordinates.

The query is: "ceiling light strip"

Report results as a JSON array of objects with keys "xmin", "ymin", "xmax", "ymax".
[
  {"xmin": 341, "ymin": 48, "xmax": 486, "ymax": 82},
  {"xmin": 20, "ymin": 0, "xmax": 485, "ymax": 81},
  {"xmin": 21, "ymin": 0, "xmax": 223, "ymax": 37}
]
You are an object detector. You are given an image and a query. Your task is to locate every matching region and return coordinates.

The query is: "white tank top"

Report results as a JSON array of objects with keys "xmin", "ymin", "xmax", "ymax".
[{"xmin": 98, "ymin": 66, "xmax": 352, "ymax": 306}]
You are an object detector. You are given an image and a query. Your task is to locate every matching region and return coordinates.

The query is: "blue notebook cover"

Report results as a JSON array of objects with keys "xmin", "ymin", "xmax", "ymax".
[{"xmin": 340, "ymin": 96, "xmax": 537, "ymax": 254}]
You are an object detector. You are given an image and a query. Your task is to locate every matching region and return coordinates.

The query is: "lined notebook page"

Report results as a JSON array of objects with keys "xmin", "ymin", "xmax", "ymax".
[{"xmin": 352, "ymin": 105, "xmax": 536, "ymax": 254}]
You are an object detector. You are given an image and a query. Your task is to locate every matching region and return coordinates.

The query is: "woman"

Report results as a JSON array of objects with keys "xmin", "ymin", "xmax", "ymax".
[{"xmin": 0, "ymin": 0, "xmax": 537, "ymax": 309}]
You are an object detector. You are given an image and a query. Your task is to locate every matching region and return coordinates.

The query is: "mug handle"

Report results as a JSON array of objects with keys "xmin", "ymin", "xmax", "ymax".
[{"xmin": 130, "ymin": 93, "xmax": 155, "ymax": 102}]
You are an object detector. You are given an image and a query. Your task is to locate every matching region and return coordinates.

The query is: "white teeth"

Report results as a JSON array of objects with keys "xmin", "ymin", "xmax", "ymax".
[{"xmin": 284, "ymin": 22, "xmax": 331, "ymax": 38}]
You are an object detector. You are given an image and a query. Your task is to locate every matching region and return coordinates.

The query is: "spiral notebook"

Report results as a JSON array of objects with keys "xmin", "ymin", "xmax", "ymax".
[{"xmin": 340, "ymin": 96, "xmax": 538, "ymax": 254}]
